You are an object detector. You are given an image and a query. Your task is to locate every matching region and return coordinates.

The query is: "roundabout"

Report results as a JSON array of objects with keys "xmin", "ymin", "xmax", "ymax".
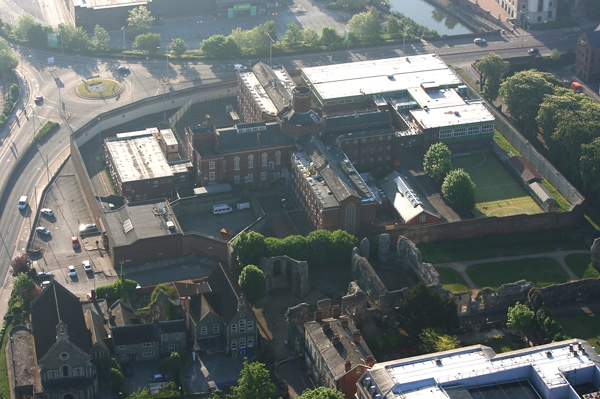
[{"xmin": 76, "ymin": 78, "xmax": 123, "ymax": 99}]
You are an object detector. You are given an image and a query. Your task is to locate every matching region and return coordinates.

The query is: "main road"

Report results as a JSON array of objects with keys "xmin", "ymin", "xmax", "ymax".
[{"xmin": 0, "ymin": 26, "xmax": 590, "ymax": 317}]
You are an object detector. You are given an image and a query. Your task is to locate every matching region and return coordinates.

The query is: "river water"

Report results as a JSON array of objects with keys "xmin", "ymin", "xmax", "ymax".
[{"xmin": 387, "ymin": 0, "xmax": 473, "ymax": 35}]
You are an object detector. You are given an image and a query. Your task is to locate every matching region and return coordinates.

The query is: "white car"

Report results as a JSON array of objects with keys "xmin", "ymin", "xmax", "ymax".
[
  {"xmin": 40, "ymin": 208, "xmax": 54, "ymax": 216},
  {"xmin": 68, "ymin": 265, "xmax": 77, "ymax": 277},
  {"xmin": 82, "ymin": 260, "xmax": 92, "ymax": 273},
  {"xmin": 79, "ymin": 223, "xmax": 97, "ymax": 234},
  {"xmin": 473, "ymin": 38, "xmax": 486, "ymax": 44},
  {"xmin": 36, "ymin": 227, "xmax": 51, "ymax": 236}
]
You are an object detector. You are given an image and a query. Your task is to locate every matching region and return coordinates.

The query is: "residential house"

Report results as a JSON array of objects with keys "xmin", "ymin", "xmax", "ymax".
[
  {"xmin": 303, "ymin": 316, "xmax": 375, "ymax": 399},
  {"xmin": 576, "ymin": 29, "xmax": 600, "ymax": 82},
  {"xmin": 186, "ymin": 263, "xmax": 258, "ymax": 355},
  {"xmin": 30, "ymin": 280, "xmax": 99, "ymax": 399}
]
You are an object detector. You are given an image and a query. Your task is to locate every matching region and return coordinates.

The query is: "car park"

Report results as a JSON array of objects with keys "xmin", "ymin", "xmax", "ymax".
[
  {"xmin": 528, "ymin": 48, "xmax": 539, "ymax": 55},
  {"xmin": 71, "ymin": 236, "xmax": 80, "ymax": 249},
  {"xmin": 34, "ymin": 95, "xmax": 44, "ymax": 105},
  {"xmin": 82, "ymin": 260, "xmax": 92, "ymax": 273},
  {"xmin": 151, "ymin": 374, "xmax": 167, "ymax": 382},
  {"xmin": 36, "ymin": 271, "xmax": 54, "ymax": 281},
  {"xmin": 117, "ymin": 66, "xmax": 130, "ymax": 74},
  {"xmin": 36, "ymin": 227, "xmax": 51, "ymax": 236},
  {"xmin": 79, "ymin": 223, "xmax": 98, "ymax": 234},
  {"xmin": 473, "ymin": 38, "xmax": 486, "ymax": 44},
  {"xmin": 68, "ymin": 265, "xmax": 77, "ymax": 277},
  {"xmin": 40, "ymin": 208, "xmax": 54, "ymax": 217}
]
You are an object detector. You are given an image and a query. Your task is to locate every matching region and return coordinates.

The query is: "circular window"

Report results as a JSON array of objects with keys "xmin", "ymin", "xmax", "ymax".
[{"xmin": 59, "ymin": 352, "xmax": 69, "ymax": 361}]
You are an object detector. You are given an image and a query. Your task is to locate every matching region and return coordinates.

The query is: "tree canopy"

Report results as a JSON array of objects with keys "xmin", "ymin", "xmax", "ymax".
[
  {"xmin": 57, "ymin": 23, "xmax": 89, "ymax": 52},
  {"xmin": 476, "ymin": 53, "xmax": 509, "ymax": 101},
  {"xmin": 419, "ymin": 327, "xmax": 460, "ymax": 354},
  {"xmin": 441, "ymin": 168, "xmax": 476, "ymax": 209},
  {"xmin": 10, "ymin": 253, "xmax": 31, "ymax": 277},
  {"xmin": 168, "ymin": 38, "xmax": 188, "ymax": 57},
  {"xmin": 506, "ymin": 301, "xmax": 534, "ymax": 331},
  {"xmin": 238, "ymin": 265, "xmax": 267, "ymax": 304},
  {"xmin": 0, "ymin": 37, "xmax": 19, "ymax": 72},
  {"xmin": 230, "ymin": 359, "xmax": 275, "ymax": 399},
  {"xmin": 282, "ymin": 22, "xmax": 303, "ymax": 48},
  {"xmin": 298, "ymin": 387, "xmax": 345, "ymax": 399},
  {"xmin": 231, "ymin": 231, "xmax": 267, "ymax": 267},
  {"xmin": 201, "ymin": 35, "xmax": 240, "ymax": 58},
  {"xmin": 580, "ymin": 137, "xmax": 600, "ymax": 198},
  {"xmin": 90, "ymin": 25, "xmax": 110, "ymax": 52},
  {"xmin": 127, "ymin": 6, "xmax": 155, "ymax": 37},
  {"xmin": 346, "ymin": 8, "xmax": 381, "ymax": 45},
  {"xmin": 423, "ymin": 142, "xmax": 452, "ymax": 181},
  {"xmin": 396, "ymin": 283, "xmax": 459, "ymax": 338},
  {"xmin": 132, "ymin": 33, "xmax": 161, "ymax": 53}
]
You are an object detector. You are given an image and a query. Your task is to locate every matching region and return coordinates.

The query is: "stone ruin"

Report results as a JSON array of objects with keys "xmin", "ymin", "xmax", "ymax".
[
  {"xmin": 259, "ymin": 255, "xmax": 310, "ymax": 298},
  {"xmin": 592, "ymin": 238, "xmax": 600, "ymax": 271}
]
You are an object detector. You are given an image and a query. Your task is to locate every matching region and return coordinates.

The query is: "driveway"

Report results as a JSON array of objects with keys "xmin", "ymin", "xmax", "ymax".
[{"xmin": 184, "ymin": 352, "xmax": 247, "ymax": 393}]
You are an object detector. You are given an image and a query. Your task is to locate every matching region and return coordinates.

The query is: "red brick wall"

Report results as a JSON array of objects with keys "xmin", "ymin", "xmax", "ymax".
[{"xmin": 337, "ymin": 364, "xmax": 368, "ymax": 399}]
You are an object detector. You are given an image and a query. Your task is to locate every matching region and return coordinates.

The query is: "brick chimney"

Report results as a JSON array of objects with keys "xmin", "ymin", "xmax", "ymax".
[
  {"xmin": 257, "ymin": 132, "xmax": 262, "ymax": 148},
  {"xmin": 341, "ymin": 318, "xmax": 349, "ymax": 328},
  {"xmin": 215, "ymin": 132, "xmax": 221, "ymax": 154},
  {"xmin": 366, "ymin": 355, "xmax": 374, "ymax": 367},
  {"xmin": 345, "ymin": 360, "xmax": 352, "ymax": 372},
  {"xmin": 332, "ymin": 305, "xmax": 341, "ymax": 318},
  {"xmin": 292, "ymin": 86, "xmax": 312, "ymax": 113},
  {"xmin": 332, "ymin": 334, "xmax": 340, "ymax": 345},
  {"xmin": 322, "ymin": 321, "xmax": 330, "ymax": 332},
  {"xmin": 315, "ymin": 310, "xmax": 323, "ymax": 321},
  {"xmin": 353, "ymin": 330, "xmax": 361, "ymax": 343}
]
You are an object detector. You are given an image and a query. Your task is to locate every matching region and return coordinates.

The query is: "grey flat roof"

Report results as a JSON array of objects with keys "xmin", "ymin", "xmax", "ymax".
[
  {"xmin": 73, "ymin": 0, "xmax": 149, "ymax": 9},
  {"xmin": 106, "ymin": 133, "xmax": 173, "ymax": 183},
  {"xmin": 410, "ymin": 100, "xmax": 495, "ymax": 130}
]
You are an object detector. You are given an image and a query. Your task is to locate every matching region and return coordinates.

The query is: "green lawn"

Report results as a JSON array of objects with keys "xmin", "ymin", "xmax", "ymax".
[
  {"xmin": 466, "ymin": 258, "xmax": 569, "ymax": 291},
  {"xmin": 485, "ymin": 338, "xmax": 523, "ymax": 354},
  {"xmin": 435, "ymin": 267, "xmax": 471, "ymax": 294},
  {"xmin": 555, "ymin": 311, "xmax": 600, "ymax": 348},
  {"xmin": 0, "ymin": 323, "xmax": 11, "ymax": 397},
  {"xmin": 565, "ymin": 254, "xmax": 599, "ymax": 279}
]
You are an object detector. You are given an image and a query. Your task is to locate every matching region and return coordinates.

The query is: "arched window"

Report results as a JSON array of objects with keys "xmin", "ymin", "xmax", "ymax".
[
  {"xmin": 248, "ymin": 155, "xmax": 254, "ymax": 169},
  {"xmin": 62, "ymin": 365, "xmax": 69, "ymax": 377},
  {"xmin": 234, "ymin": 157, "xmax": 240, "ymax": 171},
  {"xmin": 275, "ymin": 151, "xmax": 281, "ymax": 165},
  {"xmin": 261, "ymin": 153, "xmax": 268, "ymax": 167}
]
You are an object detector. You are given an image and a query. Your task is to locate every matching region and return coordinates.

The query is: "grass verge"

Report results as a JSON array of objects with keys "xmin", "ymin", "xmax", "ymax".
[
  {"xmin": 493, "ymin": 131, "xmax": 520, "ymax": 156},
  {"xmin": 435, "ymin": 267, "xmax": 471, "ymax": 294},
  {"xmin": 555, "ymin": 311, "xmax": 600, "ymax": 348},
  {"xmin": 466, "ymin": 257, "xmax": 569, "ymax": 291},
  {"xmin": 565, "ymin": 253, "xmax": 598, "ymax": 279},
  {"xmin": 0, "ymin": 322, "xmax": 12, "ymax": 397},
  {"xmin": 540, "ymin": 180, "xmax": 571, "ymax": 212}
]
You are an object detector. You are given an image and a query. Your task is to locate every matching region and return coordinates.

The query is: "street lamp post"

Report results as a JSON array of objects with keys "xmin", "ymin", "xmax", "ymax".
[
  {"xmin": 162, "ymin": 83, "xmax": 167, "ymax": 125},
  {"xmin": 402, "ymin": 25, "xmax": 408, "ymax": 55},
  {"xmin": 165, "ymin": 54, "xmax": 169, "ymax": 81},
  {"xmin": 122, "ymin": 26, "xmax": 126, "ymax": 59},
  {"xmin": 267, "ymin": 33, "xmax": 275, "ymax": 66}
]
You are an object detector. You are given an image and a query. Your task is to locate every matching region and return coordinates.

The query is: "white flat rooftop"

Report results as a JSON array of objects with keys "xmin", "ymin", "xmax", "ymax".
[
  {"xmin": 410, "ymin": 100, "xmax": 495, "ymax": 130},
  {"xmin": 73, "ymin": 0, "xmax": 149, "ymax": 9},
  {"xmin": 302, "ymin": 55, "xmax": 461, "ymax": 102},
  {"xmin": 105, "ymin": 134, "xmax": 172, "ymax": 183}
]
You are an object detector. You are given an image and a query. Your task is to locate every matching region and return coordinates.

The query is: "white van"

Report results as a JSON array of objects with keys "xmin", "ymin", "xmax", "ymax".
[
  {"xmin": 212, "ymin": 204, "xmax": 233, "ymax": 215},
  {"xmin": 234, "ymin": 64, "xmax": 247, "ymax": 71},
  {"xmin": 18, "ymin": 196, "xmax": 28, "ymax": 210}
]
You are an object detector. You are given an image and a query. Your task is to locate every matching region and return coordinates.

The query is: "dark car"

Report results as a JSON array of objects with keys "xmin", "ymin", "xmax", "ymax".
[
  {"xmin": 36, "ymin": 271, "xmax": 54, "ymax": 281},
  {"xmin": 34, "ymin": 95, "xmax": 44, "ymax": 105},
  {"xmin": 528, "ymin": 48, "xmax": 539, "ymax": 55},
  {"xmin": 117, "ymin": 66, "xmax": 130, "ymax": 74},
  {"xmin": 123, "ymin": 364, "xmax": 133, "ymax": 377}
]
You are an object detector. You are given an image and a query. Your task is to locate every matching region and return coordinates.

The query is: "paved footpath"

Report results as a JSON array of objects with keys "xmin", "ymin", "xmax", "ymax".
[{"xmin": 435, "ymin": 249, "xmax": 591, "ymax": 298}]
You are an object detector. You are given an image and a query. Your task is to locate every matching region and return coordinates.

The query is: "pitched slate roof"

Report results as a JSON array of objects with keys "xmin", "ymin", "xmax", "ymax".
[
  {"xmin": 109, "ymin": 300, "xmax": 137, "ymax": 326},
  {"xmin": 173, "ymin": 279, "xmax": 211, "ymax": 298},
  {"xmin": 506, "ymin": 156, "xmax": 543, "ymax": 183},
  {"xmin": 216, "ymin": 122, "xmax": 295, "ymax": 153},
  {"xmin": 31, "ymin": 280, "xmax": 91, "ymax": 360},
  {"xmin": 583, "ymin": 30, "xmax": 600, "ymax": 49},
  {"xmin": 305, "ymin": 317, "xmax": 374, "ymax": 383},
  {"xmin": 112, "ymin": 323, "xmax": 158, "ymax": 346},
  {"xmin": 252, "ymin": 62, "xmax": 294, "ymax": 113},
  {"xmin": 159, "ymin": 319, "xmax": 186, "ymax": 334},
  {"xmin": 84, "ymin": 309, "xmax": 110, "ymax": 351},
  {"xmin": 324, "ymin": 110, "xmax": 392, "ymax": 133}
]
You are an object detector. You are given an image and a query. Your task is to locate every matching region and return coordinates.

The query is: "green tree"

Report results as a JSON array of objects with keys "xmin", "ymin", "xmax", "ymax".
[
  {"xmin": 0, "ymin": 37, "xmax": 18, "ymax": 72},
  {"xmin": 10, "ymin": 272, "xmax": 38, "ymax": 312},
  {"xmin": 476, "ymin": 53, "xmax": 509, "ymax": 101},
  {"xmin": 127, "ymin": 5, "xmax": 155, "ymax": 37},
  {"xmin": 282, "ymin": 22, "xmax": 303, "ymax": 48},
  {"xmin": 550, "ymin": 120, "xmax": 599, "ymax": 185},
  {"xmin": 230, "ymin": 359, "xmax": 275, "ymax": 399},
  {"xmin": 423, "ymin": 142, "xmax": 452, "ymax": 181},
  {"xmin": 201, "ymin": 35, "xmax": 240, "ymax": 58},
  {"xmin": 90, "ymin": 25, "xmax": 110, "ymax": 52},
  {"xmin": 303, "ymin": 27, "xmax": 319, "ymax": 47},
  {"xmin": 441, "ymin": 169, "xmax": 476, "ymax": 209},
  {"xmin": 320, "ymin": 27, "xmax": 343, "ymax": 47},
  {"xmin": 536, "ymin": 90, "xmax": 586, "ymax": 144},
  {"xmin": 419, "ymin": 327, "xmax": 460, "ymax": 353},
  {"xmin": 133, "ymin": 32, "xmax": 161, "ymax": 53},
  {"xmin": 239, "ymin": 265, "xmax": 267, "ymax": 304},
  {"xmin": 168, "ymin": 38, "xmax": 188, "ymax": 57},
  {"xmin": 58, "ymin": 23, "xmax": 90, "ymax": 52},
  {"xmin": 9, "ymin": 83, "xmax": 19, "ymax": 102},
  {"xmin": 298, "ymin": 387, "xmax": 345, "ymax": 399},
  {"xmin": 231, "ymin": 231, "xmax": 267, "ymax": 267},
  {"xmin": 128, "ymin": 388, "xmax": 152, "ymax": 399},
  {"xmin": 161, "ymin": 351, "xmax": 183, "ymax": 379},
  {"xmin": 230, "ymin": 21, "xmax": 275, "ymax": 55},
  {"xmin": 499, "ymin": 70, "xmax": 561, "ymax": 136},
  {"xmin": 108, "ymin": 367, "xmax": 124, "ymax": 390},
  {"xmin": 13, "ymin": 14, "xmax": 49, "ymax": 46},
  {"xmin": 346, "ymin": 8, "xmax": 381, "ymax": 45},
  {"xmin": 506, "ymin": 301, "xmax": 534, "ymax": 332},
  {"xmin": 10, "ymin": 253, "xmax": 31, "ymax": 277},
  {"xmin": 396, "ymin": 283, "xmax": 459, "ymax": 337},
  {"xmin": 580, "ymin": 137, "xmax": 600, "ymax": 198},
  {"xmin": 387, "ymin": 16, "xmax": 401, "ymax": 37},
  {"xmin": 331, "ymin": 229, "xmax": 358, "ymax": 267},
  {"xmin": 343, "ymin": 0, "xmax": 369, "ymax": 8}
]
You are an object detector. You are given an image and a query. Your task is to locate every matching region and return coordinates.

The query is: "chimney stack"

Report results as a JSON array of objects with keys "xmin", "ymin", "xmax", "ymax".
[
  {"xmin": 322, "ymin": 321, "xmax": 330, "ymax": 332},
  {"xmin": 345, "ymin": 360, "xmax": 352, "ymax": 372},
  {"xmin": 215, "ymin": 132, "xmax": 221, "ymax": 154},
  {"xmin": 366, "ymin": 355, "xmax": 374, "ymax": 367},
  {"xmin": 257, "ymin": 132, "xmax": 262, "ymax": 148},
  {"xmin": 341, "ymin": 318, "xmax": 349, "ymax": 328},
  {"xmin": 353, "ymin": 330, "xmax": 361, "ymax": 343},
  {"xmin": 332, "ymin": 334, "xmax": 340, "ymax": 345},
  {"xmin": 332, "ymin": 305, "xmax": 341, "ymax": 318},
  {"xmin": 315, "ymin": 310, "xmax": 323, "ymax": 321},
  {"xmin": 292, "ymin": 86, "xmax": 312, "ymax": 113}
]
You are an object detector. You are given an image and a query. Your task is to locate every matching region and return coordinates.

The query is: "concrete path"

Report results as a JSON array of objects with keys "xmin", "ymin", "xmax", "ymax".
[{"xmin": 435, "ymin": 249, "xmax": 591, "ymax": 298}]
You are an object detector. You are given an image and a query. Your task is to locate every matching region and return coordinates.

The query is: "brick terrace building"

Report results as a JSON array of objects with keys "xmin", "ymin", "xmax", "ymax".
[{"xmin": 576, "ymin": 29, "xmax": 600, "ymax": 82}]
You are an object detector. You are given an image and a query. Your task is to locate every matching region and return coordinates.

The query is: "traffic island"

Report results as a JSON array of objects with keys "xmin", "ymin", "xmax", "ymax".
[{"xmin": 76, "ymin": 78, "xmax": 123, "ymax": 99}]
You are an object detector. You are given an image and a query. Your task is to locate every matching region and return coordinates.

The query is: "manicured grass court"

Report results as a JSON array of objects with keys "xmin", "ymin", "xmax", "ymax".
[
  {"xmin": 466, "ymin": 257, "xmax": 569, "ymax": 291},
  {"xmin": 452, "ymin": 151, "xmax": 543, "ymax": 217},
  {"xmin": 435, "ymin": 267, "xmax": 471, "ymax": 294},
  {"xmin": 555, "ymin": 311, "xmax": 600, "ymax": 349},
  {"xmin": 565, "ymin": 253, "xmax": 599, "ymax": 279}
]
